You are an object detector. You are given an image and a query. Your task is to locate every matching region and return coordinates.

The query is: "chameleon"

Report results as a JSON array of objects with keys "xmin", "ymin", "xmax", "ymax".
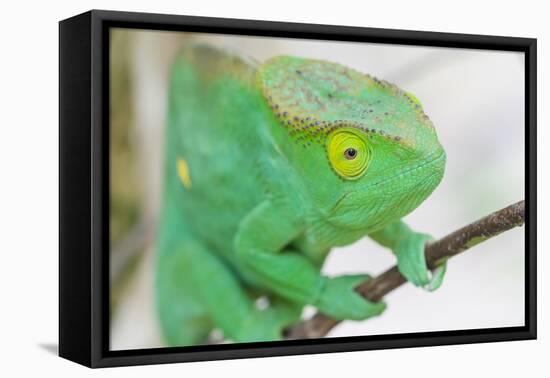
[{"xmin": 155, "ymin": 44, "xmax": 447, "ymax": 346}]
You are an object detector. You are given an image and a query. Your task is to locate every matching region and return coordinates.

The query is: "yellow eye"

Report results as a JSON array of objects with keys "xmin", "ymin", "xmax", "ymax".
[{"xmin": 327, "ymin": 128, "xmax": 371, "ymax": 180}]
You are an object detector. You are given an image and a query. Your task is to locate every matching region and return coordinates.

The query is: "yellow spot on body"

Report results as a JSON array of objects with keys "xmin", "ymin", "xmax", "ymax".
[{"xmin": 177, "ymin": 158, "xmax": 192, "ymax": 189}]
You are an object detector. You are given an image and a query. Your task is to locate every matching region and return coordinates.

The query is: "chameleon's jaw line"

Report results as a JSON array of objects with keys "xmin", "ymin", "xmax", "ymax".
[
  {"xmin": 334, "ymin": 150, "xmax": 445, "ymax": 204},
  {"xmin": 326, "ymin": 150, "xmax": 445, "ymax": 227},
  {"xmin": 363, "ymin": 150, "xmax": 445, "ymax": 192}
]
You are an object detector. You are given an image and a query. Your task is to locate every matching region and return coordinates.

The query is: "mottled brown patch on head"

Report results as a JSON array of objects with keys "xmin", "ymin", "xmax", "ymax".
[{"xmin": 257, "ymin": 56, "xmax": 438, "ymax": 151}]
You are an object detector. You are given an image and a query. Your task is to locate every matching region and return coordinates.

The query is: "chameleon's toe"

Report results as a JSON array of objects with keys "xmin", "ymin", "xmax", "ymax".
[
  {"xmin": 234, "ymin": 311, "xmax": 283, "ymax": 342},
  {"xmin": 395, "ymin": 232, "xmax": 446, "ymax": 291},
  {"xmin": 425, "ymin": 262, "xmax": 446, "ymax": 291},
  {"xmin": 315, "ymin": 274, "xmax": 386, "ymax": 321},
  {"xmin": 233, "ymin": 299, "xmax": 303, "ymax": 342}
]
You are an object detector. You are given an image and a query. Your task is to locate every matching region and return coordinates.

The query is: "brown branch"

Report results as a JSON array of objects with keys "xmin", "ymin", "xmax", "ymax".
[{"xmin": 285, "ymin": 200, "xmax": 526, "ymax": 339}]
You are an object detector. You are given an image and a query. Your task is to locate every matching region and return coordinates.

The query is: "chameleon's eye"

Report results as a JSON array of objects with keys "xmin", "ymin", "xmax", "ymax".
[
  {"xmin": 327, "ymin": 128, "xmax": 371, "ymax": 180},
  {"xmin": 344, "ymin": 148, "xmax": 357, "ymax": 160}
]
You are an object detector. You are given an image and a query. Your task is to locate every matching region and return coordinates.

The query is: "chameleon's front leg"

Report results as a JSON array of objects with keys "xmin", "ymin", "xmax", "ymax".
[
  {"xmin": 235, "ymin": 200, "xmax": 386, "ymax": 321},
  {"xmin": 369, "ymin": 220, "xmax": 447, "ymax": 291}
]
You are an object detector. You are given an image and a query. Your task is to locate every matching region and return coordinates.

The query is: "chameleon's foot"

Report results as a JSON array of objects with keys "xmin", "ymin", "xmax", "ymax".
[
  {"xmin": 233, "ymin": 298, "xmax": 302, "ymax": 342},
  {"xmin": 314, "ymin": 274, "xmax": 386, "ymax": 321},
  {"xmin": 394, "ymin": 232, "xmax": 447, "ymax": 291}
]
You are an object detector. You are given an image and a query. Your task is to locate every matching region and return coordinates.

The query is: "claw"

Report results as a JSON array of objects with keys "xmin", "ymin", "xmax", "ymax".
[
  {"xmin": 425, "ymin": 262, "xmax": 447, "ymax": 292},
  {"xmin": 315, "ymin": 274, "xmax": 387, "ymax": 321},
  {"xmin": 395, "ymin": 232, "xmax": 446, "ymax": 291}
]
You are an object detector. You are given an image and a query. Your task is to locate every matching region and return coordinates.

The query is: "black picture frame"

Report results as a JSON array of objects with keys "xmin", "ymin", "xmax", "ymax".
[{"xmin": 59, "ymin": 9, "xmax": 537, "ymax": 368}]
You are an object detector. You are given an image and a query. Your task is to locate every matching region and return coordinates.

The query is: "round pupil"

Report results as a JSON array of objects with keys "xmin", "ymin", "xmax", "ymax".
[{"xmin": 344, "ymin": 148, "xmax": 357, "ymax": 160}]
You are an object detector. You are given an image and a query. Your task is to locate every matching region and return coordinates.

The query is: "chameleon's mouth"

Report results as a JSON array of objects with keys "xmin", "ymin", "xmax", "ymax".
[
  {"xmin": 369, "ymin": 149, "xmax": 444, "ymax": 190},
  {"xmin": 328, "ymin": 150, "xmax": 446, "ymax": 217},
  {"xmin": 368, "ymin": 149, "xmax": 446, "ymax": 190}
]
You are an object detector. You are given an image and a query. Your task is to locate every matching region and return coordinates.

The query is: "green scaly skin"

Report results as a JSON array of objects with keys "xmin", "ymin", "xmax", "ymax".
[{"xmin": 155, "ymin": 45, "xmax": 447, "ymax": 346}]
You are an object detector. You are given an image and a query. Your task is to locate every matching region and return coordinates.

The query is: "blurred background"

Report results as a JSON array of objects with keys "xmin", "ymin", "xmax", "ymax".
[{"xmin": 109, "ymin": 28, "xmax": 525, "ymax": 350}]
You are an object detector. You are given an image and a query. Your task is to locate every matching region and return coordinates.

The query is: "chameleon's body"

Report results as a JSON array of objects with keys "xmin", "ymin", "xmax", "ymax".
[{"xmin": 156, "ymin": 45, "xmax": 446, "ymax": 345}]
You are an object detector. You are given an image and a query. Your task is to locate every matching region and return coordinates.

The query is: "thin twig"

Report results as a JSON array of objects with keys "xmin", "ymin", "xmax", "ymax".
[{"xmin": 285, "ymin": 200, "xmax": 525, "ymax": 339}]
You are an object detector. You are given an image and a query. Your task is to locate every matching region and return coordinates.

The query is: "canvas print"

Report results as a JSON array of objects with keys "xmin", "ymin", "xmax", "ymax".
[{"xmin": 109, "ymin": 29, "xmax": 525, "ymax": 350}]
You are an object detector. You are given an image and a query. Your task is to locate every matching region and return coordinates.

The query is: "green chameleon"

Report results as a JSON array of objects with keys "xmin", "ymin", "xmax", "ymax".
[{"xmin": 156, "ymin": 45, "xmax": 447, "ymax": 346}]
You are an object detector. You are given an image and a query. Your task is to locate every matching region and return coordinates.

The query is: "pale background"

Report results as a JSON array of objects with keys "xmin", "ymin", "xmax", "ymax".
[
  {"xmin": 0, "ymin": 1, "xmax": 547, "ymax": 377},
  {"xmin": 109, "ymin": 30, "xmax": 525, "ymax": 350}
]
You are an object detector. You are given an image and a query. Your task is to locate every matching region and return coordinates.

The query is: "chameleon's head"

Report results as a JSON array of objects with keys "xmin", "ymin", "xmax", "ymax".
[{"xmin": 258, "ymin": 56, "xmax": 446, "ymax": 230}]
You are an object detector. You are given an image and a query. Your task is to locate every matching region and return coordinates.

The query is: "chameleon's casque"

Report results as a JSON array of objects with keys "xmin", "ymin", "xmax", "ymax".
[{"xmin": 156, "ymin": 45, "xmax": 447, "ymax": 346}]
